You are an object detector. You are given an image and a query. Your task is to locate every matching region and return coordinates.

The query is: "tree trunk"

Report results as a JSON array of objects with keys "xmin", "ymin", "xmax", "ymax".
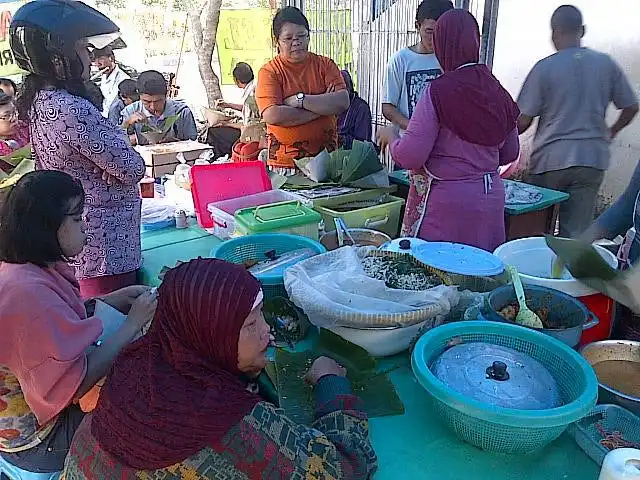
[{"xmin": 189, "ymin": 0, "xmax": 223, "ymax": 107}]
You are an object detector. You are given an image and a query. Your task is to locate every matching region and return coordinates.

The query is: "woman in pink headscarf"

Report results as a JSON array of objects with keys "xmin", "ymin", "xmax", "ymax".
[{"xmin": 378, "ymin": 8, "xmax": 520, "ymax": 251}]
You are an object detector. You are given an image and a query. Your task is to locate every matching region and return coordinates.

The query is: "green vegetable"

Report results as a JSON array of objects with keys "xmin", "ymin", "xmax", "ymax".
[
  {"xmin": 272, "ymin": 329, "xmax": 405, "ymax": 425},
  {"xmin": 140, "ymin": 114, "xmax": 180, "ymax": 135},
  {"xmin": 0, "ymin": 145, "xmax": 31, "ymax": 168},
  {"xmin": 0, "ymin": 159, "xmax": 35, "ymax": 190}
]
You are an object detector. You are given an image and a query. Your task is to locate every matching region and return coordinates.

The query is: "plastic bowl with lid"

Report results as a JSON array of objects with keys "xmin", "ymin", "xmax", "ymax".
[{"xmin": 412, "ymin": 321, "xmax": 598, "ymax": 453}]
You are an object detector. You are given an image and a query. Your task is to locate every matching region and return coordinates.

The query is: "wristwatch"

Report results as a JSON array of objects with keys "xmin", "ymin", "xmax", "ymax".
[{"xmin": 296, "ymin": 92, "xmax": 305, "ymax": 109}]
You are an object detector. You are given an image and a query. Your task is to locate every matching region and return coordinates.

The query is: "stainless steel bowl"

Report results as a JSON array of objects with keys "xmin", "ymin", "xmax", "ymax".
[
  {"xmin": 580, "ymin": 340, "xmax": 640, "ymax": 415},
  {"xmin": 320, "ymin": 228, "xmax": 392, "ymax": 251}
]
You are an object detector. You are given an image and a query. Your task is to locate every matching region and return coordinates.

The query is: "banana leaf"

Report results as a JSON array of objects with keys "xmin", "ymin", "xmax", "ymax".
[
  {"xmin": 140, "ymin": 114, "xmax": 180, "ymax": 135},
  {"xmin": 327, "ymin": 148, "xmax": 349, "ymax": 182},
  {"xmin": 340, "ymin": 140, "xmax": 383, "ymax": 185},
  {"xmin": 273, "ymin": 329, "xmax": 404, "ymax": 425},
  {"xmin": 546, "ymin": 235, "xmax": 640, "ymax": 312},
  {"xmin": 140, "ymin": 114, "xmax": 181, "ymax": 144},
  {"xmin": 0, "ymin": 159, "xmax": 35, "ymax": 190},
  {"xmin": 0, "ymin": 144, "xmax": 31, "ymax": 168}
]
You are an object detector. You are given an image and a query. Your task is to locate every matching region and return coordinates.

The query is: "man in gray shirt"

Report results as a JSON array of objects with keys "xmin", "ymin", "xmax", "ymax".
[{"xmin": 517, "ymin": 5, "xmax": 638, "ymax": 238}]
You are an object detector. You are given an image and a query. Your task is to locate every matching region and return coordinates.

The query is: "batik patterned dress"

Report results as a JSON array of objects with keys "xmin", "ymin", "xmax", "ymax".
[
  {"xmin": 29, "ymin": 89, "xmax": 145, "ymax": 280},
  {"xmin": 63, "ymin": 377, "xmax": 378, "ymax": 480}
]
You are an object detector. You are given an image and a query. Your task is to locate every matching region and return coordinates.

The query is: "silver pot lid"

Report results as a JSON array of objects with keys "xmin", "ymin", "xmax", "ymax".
[{"xmin": 431, "ymin": 342, "xmax": 561, "ymax": 410}]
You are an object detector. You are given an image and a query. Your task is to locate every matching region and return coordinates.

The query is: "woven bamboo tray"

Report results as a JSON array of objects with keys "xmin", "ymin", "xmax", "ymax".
[{"xmin": 304, "ymin": 250, "xmax": 455, "ymax": 329}]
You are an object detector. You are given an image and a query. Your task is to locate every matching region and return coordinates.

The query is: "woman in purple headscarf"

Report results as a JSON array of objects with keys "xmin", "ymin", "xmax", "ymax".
[
  {"xmin": 338, "ymin": 70, "xmax": 373, "ymax": 148},
  {"xmin": 377, "ymin": 9, "xmax": 520, "ymax": 252}
]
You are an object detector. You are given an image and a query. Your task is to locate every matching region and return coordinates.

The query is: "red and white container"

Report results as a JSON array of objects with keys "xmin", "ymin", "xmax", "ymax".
[
  {"xmin": 494, "ymin": 237, "xmax": 618, "ymax": 346},
  {"xmin": 189, "ymin": 162, "xmax": 272, "ymax": 229}
]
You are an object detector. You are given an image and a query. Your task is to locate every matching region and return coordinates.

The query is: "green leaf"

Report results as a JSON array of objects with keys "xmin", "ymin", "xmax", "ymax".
[
  {"xmin": 545, "ymin": 235, "xmax": 618, "ymax": 281},
  {"xmin": 0, "ymin": 159, "xmax": 35, "ymax": 190},
  {"xmin": 327, "ymin": 148, "xmax": 349, "ymax": 182},
  {"xmin": 139, "ymin": 114, "xmax": 180, "ymax": 136},
  {"xmin": 0, "ymin": 144, "xmax": 31, "ymax": 167},
  {"xmin": 340, "ymin": 140, "xmax": 382, "ymax": 185},
  {"xmin": 160, "ymin": 114, "xmax": 180, "ymax": 135},
  {"xmin": 273, "ymin": 329, "xmax": 404, "ymax": 425}
]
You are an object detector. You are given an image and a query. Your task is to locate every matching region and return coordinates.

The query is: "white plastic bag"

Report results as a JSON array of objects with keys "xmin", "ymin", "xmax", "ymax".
[
  {"xmin": 284, "ymin": 246, "xmax": 461, "ymax": 328},
  {"xmin": 295, "ymin": 149, "xmax": 329, "ymax": 183},
  {"xmin": 141, "ymin": 198, "xmax": 176, "ymax": 224}
]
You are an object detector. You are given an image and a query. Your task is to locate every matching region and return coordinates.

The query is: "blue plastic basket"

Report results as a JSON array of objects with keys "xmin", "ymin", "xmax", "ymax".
[
  {"xmin": 567, "ymin": 404, "xmax": 640, "ymax": 466},
  {"xmin": 210, "ymin": 234, "xmax": 326, "ymax": 299},
  {"xmin": 412, "ymin": 321, "xmax": 598, "ymax": 454}
]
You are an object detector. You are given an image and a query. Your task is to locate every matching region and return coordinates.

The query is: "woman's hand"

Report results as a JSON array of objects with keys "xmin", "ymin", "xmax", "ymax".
[
  {"xmin": 304, "ymin": 356, "xmax": 347, "ymax": 386},
  {"xmin": 126, "ymin": 289, "xmax": 158, "ymax": 331},
  {"xmin": 100, "ymin": 285, "xmax": 151, "ymax": 314},
  {"xmin": 376, "ymin": 125, "xmax": 400, "ymax": 154},
  {"xmin": 92, "ymin": 167, "xmax": 117, "ymax": 185}
]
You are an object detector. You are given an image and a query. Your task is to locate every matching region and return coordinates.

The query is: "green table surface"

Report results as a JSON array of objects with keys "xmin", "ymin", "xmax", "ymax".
[
  {"xmin": 139, "ymin": 226, "xmax": 599, "ymax": 479},
  {"xmin": 389, "ymin": 170, "xmax": 570, "ymax": 217},
  {"xmin": 139, "ymin": 225, "xmax": 222, "ymax": 286}
]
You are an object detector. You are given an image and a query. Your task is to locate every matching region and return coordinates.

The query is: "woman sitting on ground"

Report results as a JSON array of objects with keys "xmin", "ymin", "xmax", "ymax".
[
  {"xmin": 63, "ymin": 258, "xmax": 378, "ymax": 480},
  {"xmin": 0, "ymin": 93, "xmax": 29, "ymax": 171},
  {"xmin": 0, "ymin": 171, "xmax": 157, "ymax": 474}
]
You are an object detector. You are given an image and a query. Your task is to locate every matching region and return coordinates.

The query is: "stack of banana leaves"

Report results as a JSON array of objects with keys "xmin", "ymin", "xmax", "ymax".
[
  {"xmin": 292, "ymin": 140, "xmax": 387, "ymax": 189},
  {"xmin": 0, "ymin": 145, "xmax": 34, "ymax": 192}
]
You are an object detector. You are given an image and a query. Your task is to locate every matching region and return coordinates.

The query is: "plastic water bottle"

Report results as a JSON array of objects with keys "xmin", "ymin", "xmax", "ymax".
[{"xmin": 599, "ymin": 448, "xmax": 640, "ymax": 480}]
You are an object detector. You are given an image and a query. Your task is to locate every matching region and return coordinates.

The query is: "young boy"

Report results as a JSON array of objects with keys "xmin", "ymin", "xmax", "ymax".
[{"xmin": 382, "ymin": 0, "xmax": 453, "ymax": 131}]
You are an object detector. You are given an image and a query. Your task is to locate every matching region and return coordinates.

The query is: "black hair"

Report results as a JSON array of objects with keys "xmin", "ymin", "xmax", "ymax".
[
  {"xmin": 84, "ymin": 80, "xmax": 104, "ymax": 110},
  {"xmin": 0, "ymin": 78, "xmax": 17, "ymax": 95},
  {"xmin": 272, "ymin": 6, "xmax": 310, "ymax": 39},
  {"xmin": 416, "ymin": 0, "xmax": 454, "ymax": 24},
  {"xmin": 0, "ymin": 170, "xmax": 85, "ymax": 267},
  {"xmin": 232, "ymin": 62, "xmax": 254, "ymax": 85},
  {"xmin": 137, "ymin": 70, "xmax": 168, "ymax": 96},
  {"xmin": 118, "ymin": 78, "xmax": 139, "ymax": 100},
  {"xmin": 17, "ymin": 74, "xmax": 90, "ymax": 120},
  {"xmin": 551, "ymin": 5, "xmax": 583, "ymax": 33}
]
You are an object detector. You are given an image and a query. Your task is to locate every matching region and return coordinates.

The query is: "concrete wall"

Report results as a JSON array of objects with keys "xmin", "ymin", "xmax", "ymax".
[{"xmin": 492, "ymin": 0, "xmax": 640, "ymax": 208}]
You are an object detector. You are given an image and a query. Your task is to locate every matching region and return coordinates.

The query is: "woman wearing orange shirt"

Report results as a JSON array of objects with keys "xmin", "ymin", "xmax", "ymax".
[{"xmin": 256, "ymin": 7, "xmax": 349, "ymax": 174}]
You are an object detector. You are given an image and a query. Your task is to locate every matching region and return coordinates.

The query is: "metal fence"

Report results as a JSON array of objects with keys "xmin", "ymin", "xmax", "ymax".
[{"xmin": 282, "ymin": 0, "xmax": 498, "ymax": 166}]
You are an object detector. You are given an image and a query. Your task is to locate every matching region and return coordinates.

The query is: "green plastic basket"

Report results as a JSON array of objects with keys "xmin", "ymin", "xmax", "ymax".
[
  {"xmin": 412, "ymin": 321, "xmax": 598, "ymax": 454},
  {"xmin": 210, "ymin": 233, "xmax": 326, "ymax": 300}
]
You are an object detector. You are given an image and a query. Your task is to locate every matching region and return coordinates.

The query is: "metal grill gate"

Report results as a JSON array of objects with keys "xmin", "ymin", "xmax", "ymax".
[{"xmin": 282, "ymin": 0, "xmax": 499, "ymax": 166}]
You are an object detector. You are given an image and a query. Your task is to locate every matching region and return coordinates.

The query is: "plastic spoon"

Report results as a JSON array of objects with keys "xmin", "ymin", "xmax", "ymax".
[{"xmin": 506, "ymin": 265, "xmax": 544, "ymax": 329}]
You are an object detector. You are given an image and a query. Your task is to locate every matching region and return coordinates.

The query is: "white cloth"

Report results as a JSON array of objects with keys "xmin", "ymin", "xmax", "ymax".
[
  {"xmin": 100, "ymin": 66, "xmax": 130, "ymax": 117},
  {"xmin": 241, "ymin": 80, "xmax": 257, "ymax": 126},
  {"xmin": 284, "ymin": 246, "xmax": 461, "ymax": 328},
  {"xmin": 383, "ymin": 47, "xmax": 442, "ymax": 128}
]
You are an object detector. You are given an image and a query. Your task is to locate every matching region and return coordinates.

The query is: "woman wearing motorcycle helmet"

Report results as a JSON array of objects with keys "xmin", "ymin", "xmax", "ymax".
[{"xmin": 11, "ymin": 0, "xmax": 146, "ymax": 299}]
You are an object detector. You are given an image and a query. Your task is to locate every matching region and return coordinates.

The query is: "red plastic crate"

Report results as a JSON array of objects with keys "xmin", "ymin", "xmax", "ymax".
[{"xmin": 189, "ymin": 162, "xmax": 271, "ymax": 228}]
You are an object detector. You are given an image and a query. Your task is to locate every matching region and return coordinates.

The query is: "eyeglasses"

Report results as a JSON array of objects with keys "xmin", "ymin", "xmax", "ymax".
[
  {"xmin": 0, "ymin": 111, "xmax": 18, "ymax": 122},
  {"xmin": 278, "ymin": 32, "xmax": 310, "ymax": 44}
]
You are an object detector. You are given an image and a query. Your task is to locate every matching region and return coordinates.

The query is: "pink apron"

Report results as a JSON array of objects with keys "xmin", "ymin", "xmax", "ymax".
[{"xmin": 401, "ymin": 167, "xmax": 495, "ymax": 238}]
